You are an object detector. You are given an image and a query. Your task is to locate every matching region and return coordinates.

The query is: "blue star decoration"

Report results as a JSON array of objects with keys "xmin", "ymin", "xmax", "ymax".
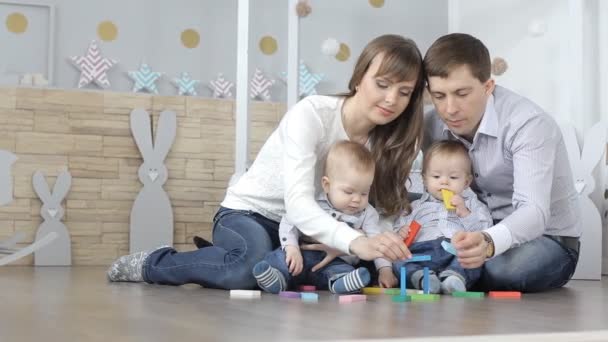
[
  {"xmin": 298, "ymin": 61, "xmax": 324, "ymax": 97},
  {"xmin": 172, "ymin": 72, "xmax": 201, "ymax": 96},
  {"xmin": 128, "ymin": 63, "xmax": 162, "ymax": 94}
]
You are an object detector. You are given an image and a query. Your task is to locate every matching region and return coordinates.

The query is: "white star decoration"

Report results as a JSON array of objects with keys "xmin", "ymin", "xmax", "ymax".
[
  {"xmin": 172, "ymin": 72, "xmax": 201, "ymax": 96},
  {"xmin": 250, "ymin": 68, "xmax": 275, "ymax": 101},
  {"xmin": 69, "ymin": 40, "xmax": 117, "ymax": 89},
  {"xmin": 209, "ymin": 73, "xmax": 234, "ymax": 98},
  {"xmin": 128, "ymin": 62, "xmax": 163, "ymax": 94}
]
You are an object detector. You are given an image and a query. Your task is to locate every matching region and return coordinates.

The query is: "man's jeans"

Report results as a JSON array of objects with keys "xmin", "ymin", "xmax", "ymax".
[
  {"xmin": 262, "ymin": 248, "xmax": 359, "ymax": 291},
  {"xmin": 477, "ymin": 235, "xmax": 579, "ymax": 292},
  {"xmin": 143, "ymin": 207, "xmax": 280, "ymax": 289}
]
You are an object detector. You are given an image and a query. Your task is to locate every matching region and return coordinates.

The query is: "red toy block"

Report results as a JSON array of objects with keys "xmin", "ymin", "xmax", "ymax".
[
  {"xmin": 403, "ymin": 220, "xmax": 421, "ymax": 247},
  {"xmin": 488, "ymin": 291, "xmax": 521, "ymax": 299}
]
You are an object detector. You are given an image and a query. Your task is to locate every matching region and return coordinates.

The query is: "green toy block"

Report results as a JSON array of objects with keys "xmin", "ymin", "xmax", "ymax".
[
  {"xmin": 452, "ymin": 291, "xmax": 485, "ymax": 298},
  {"xmin": 392, "ymin": 295, "xmax": 411, "ymax": 302}
]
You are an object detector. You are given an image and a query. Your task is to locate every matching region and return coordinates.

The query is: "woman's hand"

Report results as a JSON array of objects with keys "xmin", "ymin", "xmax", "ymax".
[
  {"xmin": 377, "ymin": 267, "xmax": 398, "ymax": 288},
  {"xmin": 349, "ymin": 232, "xmax": 411, "ymax": 261},
  {"xmin": 284, "ymin": 245, "xmax": 304, "ymax": 276},
  {"xmin": 451, "ymin": 231, "xmax": 487, "ymax": 268},
  {"xmin": 300, "ymin": 244, "xmax": 345, "ymax": 272}
]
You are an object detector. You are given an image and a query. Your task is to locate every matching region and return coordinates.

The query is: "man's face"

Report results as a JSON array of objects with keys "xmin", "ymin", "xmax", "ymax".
[{"xmin": 427, "ymin": 65, "xmax": 494, "ymax": 141}]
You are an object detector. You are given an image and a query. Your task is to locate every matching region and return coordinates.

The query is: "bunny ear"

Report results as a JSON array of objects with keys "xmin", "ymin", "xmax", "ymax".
[
  {"xmin": 581, "ymin": 122, "xmax": 607, "ymax": 173},
  {"xmin": 153, "ymin": 110, "xmax": 177, "ymax": 162},
  {"xmin": 130, "ymin": 109, "xmax": 155, "ymax": 161},
  {"xmin": 51, "ymin": 170, "xmax": 72, "ymax": 202},
  {"xmin": 560, "ymin": 123, "xmax": 581, "ymax": 173},
  {"xmin": 32, "ymin": 171, "xmax": 52, "ymax": 203}
]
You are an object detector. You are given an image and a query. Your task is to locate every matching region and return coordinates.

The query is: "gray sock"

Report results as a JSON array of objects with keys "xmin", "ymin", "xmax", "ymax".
[
  {"xmin": 411, "ymin": 269, "xmax": 441, "ymax": 294},
  {"xmin": 107, "ymin": 245, "xmax": 169, "ymax": 282},
  {"xmin": 439, "ymin": 271, "xmax": 467, "ymax": 294}
]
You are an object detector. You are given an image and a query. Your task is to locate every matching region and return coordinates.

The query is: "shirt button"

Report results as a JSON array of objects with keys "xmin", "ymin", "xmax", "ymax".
[
  {"xmin": 282, "ymin": 237, "xmax": 287, "ymax": 241},
  {"xmin": 332, "ymin": 213, "xmax": 336, "ymax": 217},
  {"xmin": 475, "ymin": 173, "xmax": 479, "ymax": 177},
  {"xmin": 487, "ymin": 193, "xmax": 492, "ymax": 197}
]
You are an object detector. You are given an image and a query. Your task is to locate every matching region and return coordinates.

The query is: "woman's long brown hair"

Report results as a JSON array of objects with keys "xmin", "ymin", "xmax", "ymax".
[{"xmin": 345, "ymin": 34, "xmax": 425, "ymax": 216}]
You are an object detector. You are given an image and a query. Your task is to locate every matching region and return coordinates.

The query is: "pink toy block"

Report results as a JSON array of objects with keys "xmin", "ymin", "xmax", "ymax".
[{"xmin": 338, "ymin": 294, "xmax": 367, "ymax": 304}]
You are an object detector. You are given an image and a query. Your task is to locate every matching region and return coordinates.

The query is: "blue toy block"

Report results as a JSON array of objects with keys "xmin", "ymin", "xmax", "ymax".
[
  {"xmin": 400, "ymin": 266, "xmax": 406, "ymax": 296},
  {"xmin": 423, "ymin": 267, "xmax": 430, "ymax": 294},
  {"xmin": 441, "ymin": 240, "xmax": 457, "ymax": 256},
  {"xmin": 406, "ymin": 254, "xmax": 431, "ymax": 263}
]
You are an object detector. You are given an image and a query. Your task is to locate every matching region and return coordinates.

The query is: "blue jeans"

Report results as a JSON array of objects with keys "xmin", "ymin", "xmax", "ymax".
[
  {"xmin": 262, "ymin": 248, "xmax": 358, "ymax": 290},
  {"xmin": 143, "ymin": 207, "xmax": 280, "ymax": 289},
  {"xmin": 476, "ymin": 235, "xmax": 579, "ymax": 292},
  {"xmin": 392, "ymin": 238, "xmax": 481, "ymax": 288}
]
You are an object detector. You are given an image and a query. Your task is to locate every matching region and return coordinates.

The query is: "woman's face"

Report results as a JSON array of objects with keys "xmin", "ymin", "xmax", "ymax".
[{"xmin": 355, "ymin": 53, "xmax": 418, "ymax": 126}]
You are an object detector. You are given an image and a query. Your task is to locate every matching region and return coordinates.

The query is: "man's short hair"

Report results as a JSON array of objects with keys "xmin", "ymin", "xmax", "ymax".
[{"xmin": 424, "ymin": 33, "xmax": 491, "ymax": 83}]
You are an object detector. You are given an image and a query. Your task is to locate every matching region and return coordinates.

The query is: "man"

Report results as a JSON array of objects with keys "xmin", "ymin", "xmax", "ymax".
[{"xmin": 423, "ymin": 33, "xmax": 581, "ymax": 292}]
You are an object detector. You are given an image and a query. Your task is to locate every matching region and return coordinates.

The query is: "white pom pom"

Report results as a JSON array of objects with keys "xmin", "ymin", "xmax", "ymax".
[
  {"xmin": 321, "ymin": 38, "xmax": 340, "ymax": 56},
  {"xmin": 528, "ymin": 19, "xmax": 547, "ymax": 37}
]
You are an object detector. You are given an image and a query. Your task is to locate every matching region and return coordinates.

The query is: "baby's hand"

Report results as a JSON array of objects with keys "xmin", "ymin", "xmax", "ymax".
[
  {"xmin": 285, "ymin": 245, "xmax": 304, "ymax": 276},
  {"xmin": 397, "ymin": 225, "xmax": 410, "ymax": 240},
  {"xmin": 451, "ymin": 194, "xmax": 471, "ymax": 217},
  {"xmin": 378, "ymin": 267, "xmax": 398, "ymax": 288}
]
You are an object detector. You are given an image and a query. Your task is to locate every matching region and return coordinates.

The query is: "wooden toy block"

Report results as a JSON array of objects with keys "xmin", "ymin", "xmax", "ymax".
[
  {"xmin": 278, "ymin": 291, "xmax": 300, "ymax": 298},
  {"xmin": 489, "ymin": 291, "xmax": 522, "ymax": 299},
  {"xmin": 441, "ymin": 240, "xmax": 457, "ymax": 256},
  {"xmin": 423, "ymin": 267, "xmax": 430, "ymax": 294},
  {"xmin": 410, "ymin": 294, "xmax": 440, "ymax": 301},
  {"xmin": 452, "ymin": 291, "xmax": 485, "ymax": 298},
  {"xmin": 301, "ymin": 292, "xmax": 319, "ymax": 302},
  {"xmin": 384, "ymin": 288, "xmax": 422, "ymax": 295},
  {"xmin": 406, "ymin": 254, "xmax": 431, "ymax": 263},
  {"xmin": 229, "ymin": 290, "xmax": 262, "ymax": 299},
  {"xmin": 338, "ymin": 294, "xmax": 367, "ymax": 304},
  {"xmin": 441, "ymin": 189, "xmax": 455, "ymax": 210},
  {"xmin": 392, "ymin": 295, "xmax": 411, "ymax": 302},
  {"xmin": 362, "ymin": 287, "xmax": 384, "ymax": 295},
  {"xmin": 403, "ymin": 220, "xmax": 421, "ymax": 247},
  {"xmin": 400, "ymin": 266, "xmax": 407, "ymax": 296},
  {"xmin": 298, "ymin": 285, "xmax": 316, "ymax": 292}
]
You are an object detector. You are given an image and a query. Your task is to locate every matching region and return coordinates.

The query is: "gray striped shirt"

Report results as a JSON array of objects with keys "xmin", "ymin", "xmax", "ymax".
[
  {"xmin": 393, "ymin": 189, "xmax": 493, "ymax": 242},
  {"xmin": 424, "ymin": 85, "xmax": 581, "ymax": 256}
]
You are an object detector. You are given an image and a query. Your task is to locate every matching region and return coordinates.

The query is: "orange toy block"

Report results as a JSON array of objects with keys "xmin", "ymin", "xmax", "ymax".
[{"xmin": 488, "ymin": 291, "xmax": 522, "ymax": 299}]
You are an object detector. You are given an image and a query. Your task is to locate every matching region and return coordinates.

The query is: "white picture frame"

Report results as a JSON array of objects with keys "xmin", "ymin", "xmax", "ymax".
[{"xmin": 0, "ymin": 0, "xmax": 55, "ymax": 85}]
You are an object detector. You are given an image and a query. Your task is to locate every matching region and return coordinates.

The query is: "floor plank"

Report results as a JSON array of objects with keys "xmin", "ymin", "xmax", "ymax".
[{"xmin": 0, "ymin": 267, "xmax": 606, "ymax": 341}]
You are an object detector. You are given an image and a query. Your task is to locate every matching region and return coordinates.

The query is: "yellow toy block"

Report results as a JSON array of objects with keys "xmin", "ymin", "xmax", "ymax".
[{"xmin": 441, "ymin": 189, "xmax": 455, "ymax": 210}]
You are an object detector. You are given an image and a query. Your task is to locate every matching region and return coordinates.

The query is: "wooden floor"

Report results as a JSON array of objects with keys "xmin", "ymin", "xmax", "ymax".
[{"xmin": 0, "ymin": 267, "xmax": 607, "ymax": 341}]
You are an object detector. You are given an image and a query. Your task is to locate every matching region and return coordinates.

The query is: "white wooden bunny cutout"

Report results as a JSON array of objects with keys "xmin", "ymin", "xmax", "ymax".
[
  {"xmin": 129, "ymin": 109, "xmax": 176, "ymax": 253},
  {"xmin": 0, "ymin": 152, "xmax": 59, "ymax": 266},
  {"xmin": 33, "ymin": 170, "xmax": 72, "ymax": 266},
  {"xmin": 561, "ymin": 121, "xmax": 607, "ymax": 280}
]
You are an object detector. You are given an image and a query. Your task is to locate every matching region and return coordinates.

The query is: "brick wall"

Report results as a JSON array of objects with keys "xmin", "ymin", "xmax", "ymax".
[{"xmin": 0, "ymin": 87, "xmax": 285, "ymax": 265}]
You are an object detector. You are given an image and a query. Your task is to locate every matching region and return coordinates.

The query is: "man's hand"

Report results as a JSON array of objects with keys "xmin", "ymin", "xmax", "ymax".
[
  {"xmin": 377, "ymin": 267, "xmax": 398, "ymax": 288},
  {"xmin": 284, "ymin": 245, "xmax": 304, "ymax": 276},
  {"xmin": 451, "ymin": 231, "xmax": 487, "ymax": 268},
  {"xmin": 451, "ymin": 194, "xmax": 471, "ymax": 218},
  {"xmin": 349, "ymin": 232, "xmax": 411, "ymax": 261},
  {"xmin": 300, "ymin": 243, "xmax": 345, "ymax": 272}
]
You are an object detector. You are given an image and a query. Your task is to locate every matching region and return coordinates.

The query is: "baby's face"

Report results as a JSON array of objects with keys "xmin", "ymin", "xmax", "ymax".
[
  {"xmin": 324, "ymin": 168, "xmax": 374, "ymax": 215},
  {"xmin": 423, "ymin": 154, "xmax": 471, "ymax": 201}
]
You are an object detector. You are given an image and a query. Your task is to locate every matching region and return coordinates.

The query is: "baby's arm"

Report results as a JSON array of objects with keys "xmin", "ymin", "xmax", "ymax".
[
  {"xmin": 458, "ymin": 192, "xmax": 494, "ymax": 231},
  {"xmin": 279, "ymin": 218, "xmax": 304, "ymax": 275}
]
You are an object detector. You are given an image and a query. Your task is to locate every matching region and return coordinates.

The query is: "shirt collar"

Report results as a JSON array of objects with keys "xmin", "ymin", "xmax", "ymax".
[{"xmin": 441, "ymin": 92, "xmax": 499, "ymax": 142}]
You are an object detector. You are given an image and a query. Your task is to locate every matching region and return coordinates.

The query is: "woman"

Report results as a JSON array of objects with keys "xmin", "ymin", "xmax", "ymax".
[{"xmin": 107, "ymin": 34, "xmax": 425, "ymax": 289}]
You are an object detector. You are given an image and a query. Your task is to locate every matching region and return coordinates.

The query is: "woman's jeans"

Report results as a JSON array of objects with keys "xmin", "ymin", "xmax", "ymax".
[{"xmin": 143, "ymin": 207, "xmax": 280, "ymax": 289}]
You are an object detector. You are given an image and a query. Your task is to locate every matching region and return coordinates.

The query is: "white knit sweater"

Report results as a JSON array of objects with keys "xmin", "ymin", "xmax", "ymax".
[{"xmin": 222, "ymin": 95, "xmax": 363, "ymax": 254}]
